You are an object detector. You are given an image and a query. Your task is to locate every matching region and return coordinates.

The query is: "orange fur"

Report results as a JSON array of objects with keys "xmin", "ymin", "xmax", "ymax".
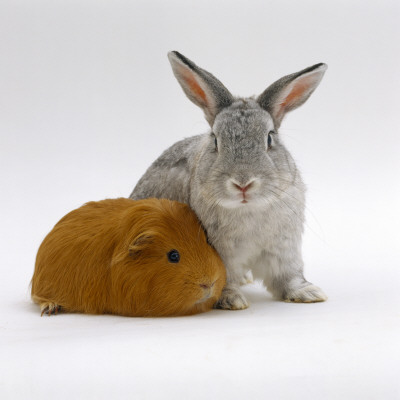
[{"xmin": 31, "ymin": 198, "xmax": 226, "ymax": 317}]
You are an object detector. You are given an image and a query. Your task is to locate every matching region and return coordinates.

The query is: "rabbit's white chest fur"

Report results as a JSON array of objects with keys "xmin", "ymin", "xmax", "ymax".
[{"xmin": 192, "ymin": 189, "xmax": 304, "ymax": 285}]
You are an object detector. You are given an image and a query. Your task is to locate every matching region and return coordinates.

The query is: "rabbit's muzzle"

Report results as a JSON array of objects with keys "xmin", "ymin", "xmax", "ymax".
[{"xmin": 227, "ymin": 177, "xmax": 261, "ymax": 205}]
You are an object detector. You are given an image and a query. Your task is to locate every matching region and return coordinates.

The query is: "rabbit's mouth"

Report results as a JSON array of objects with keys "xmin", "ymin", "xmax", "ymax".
[
  {"xmin": 221, "ymin": 177, "xmax": 264, "ymax": 207},
  {"xmin": 224, "ymin": 177, "xmax": 260, "ymax": 205},
  {"xmin": 218, "ymin": 194, "xmax": 264, "ymax": 209}
]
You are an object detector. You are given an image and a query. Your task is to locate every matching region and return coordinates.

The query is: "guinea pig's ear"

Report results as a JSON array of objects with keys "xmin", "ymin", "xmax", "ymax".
[{"xmin": 128, "ymin": 233, "xmax": 153, "ymax": 258}]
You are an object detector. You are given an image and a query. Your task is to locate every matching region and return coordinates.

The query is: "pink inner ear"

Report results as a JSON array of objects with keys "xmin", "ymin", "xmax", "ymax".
[
  {"xmin": 281, "ymin": 76, "xmax": 313, "ymax": 109},
  {"xmin": 275, "ymin": 77, "xmax": 313, "ymax": 121},
  {"xmin": 282, "ymin": 83, "xmax": 306, "ymax": 108},
  {"xmin": 182, "ymin": 71, "xmax": 207, "ymax": 104}
]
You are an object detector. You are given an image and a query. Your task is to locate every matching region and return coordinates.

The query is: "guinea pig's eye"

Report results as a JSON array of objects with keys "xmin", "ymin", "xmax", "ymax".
[{"xmin": 167, "ymin": 249, "xmax": 180, "ymax": 263}]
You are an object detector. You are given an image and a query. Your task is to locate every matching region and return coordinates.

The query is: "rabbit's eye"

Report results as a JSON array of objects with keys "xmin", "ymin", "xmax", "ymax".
[
  {"xmin": 211, "ymin": 133, "xmax": 218, "ymax": 152},
  {"xmin": 167, "ymin": 249, "xmax": 180, "ymax": 263},
  {"xmin": 267, "ymin": 133, "xmax": 272, "ymax": 149},
  {"xmin": 267, "ymin": 130, "xmax": 276, "ymax": 150}
]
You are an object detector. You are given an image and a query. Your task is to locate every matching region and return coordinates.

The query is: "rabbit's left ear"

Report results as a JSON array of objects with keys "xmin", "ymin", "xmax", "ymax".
[
  {"xmin": 168, "ymin": 51, "xmax": 234, "ymax": 126},
  {"xmin": 257, "ymin": 63, "xmax": 327, "ymax": 128}
]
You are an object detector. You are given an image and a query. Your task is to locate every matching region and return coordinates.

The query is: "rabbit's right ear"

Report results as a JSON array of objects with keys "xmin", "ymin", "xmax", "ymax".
[
  {"xmin": 257, "ymin": 63, "xmax": 327, "ymax": 128},
  {"xmin": 168, "ymin": 51, "xmax": 234, "ymax": 126}
]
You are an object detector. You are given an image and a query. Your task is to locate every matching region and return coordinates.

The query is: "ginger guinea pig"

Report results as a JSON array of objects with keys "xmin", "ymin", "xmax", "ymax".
[{"xmin": 31, "ymin": 198, "xmax": 226, "ymax": 317}]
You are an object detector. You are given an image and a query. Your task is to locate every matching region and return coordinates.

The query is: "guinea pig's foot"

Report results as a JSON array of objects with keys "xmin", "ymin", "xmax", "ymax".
[
  {"xmin": 40, "ymin": 302, "xmax": 61, "ymax": 316},
  {"xmin": 215, "ymin": 286, "xmax": 249, "ymax": 310},
  {"xmin": 284, "ymin": 284, "xmax": 327, "ymax": 303}
]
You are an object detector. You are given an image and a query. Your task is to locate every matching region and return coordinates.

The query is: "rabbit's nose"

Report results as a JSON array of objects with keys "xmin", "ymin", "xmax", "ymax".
[
  {"xmin": 231, "ymin": 178, "xmax": 256, "ymax": 193},
  {"xmin": 233, "ymin": 183, "xmax": 252, "ymax": 193}
]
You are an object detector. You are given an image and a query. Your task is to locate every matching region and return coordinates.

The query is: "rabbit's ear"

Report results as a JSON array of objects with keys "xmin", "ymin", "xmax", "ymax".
[
  {"xmin": 257, "ymin": 63, "xmax": 327, "ymax": 128},
  {"xmin": 168, "ymin": 51, "xmax": 234, "ymax": 126}
]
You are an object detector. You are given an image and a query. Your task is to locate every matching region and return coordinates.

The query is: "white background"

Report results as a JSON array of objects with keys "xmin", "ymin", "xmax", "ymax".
[{"xmin": 1, "ymin": 0, "xmax": 399, "ymax": 399}]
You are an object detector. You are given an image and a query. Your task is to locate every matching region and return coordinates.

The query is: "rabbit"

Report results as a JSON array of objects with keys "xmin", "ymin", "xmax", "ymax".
[
  {"xmin": 31, "ymin": 198, "xmax": 226, "ymax": 317},
  {"xmin": 130, "ymin": 51, "xmax": 328, "ymax": 310}
]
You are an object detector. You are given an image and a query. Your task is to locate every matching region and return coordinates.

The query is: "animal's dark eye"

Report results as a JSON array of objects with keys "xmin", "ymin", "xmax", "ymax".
[
  {"xmin": 267, "ymin": 130, "xmax": 275, "ymax": 149},
  {"xmin": 167, "ymin": 249, "xmax": 180, "ymax": 263},
  {"xmin": 214, "ymin": 137, "xmax": 218, "ymax": 151},
  {"xmin": 267, "ymin": 133, "xmax": 272, "ymax": 148}
]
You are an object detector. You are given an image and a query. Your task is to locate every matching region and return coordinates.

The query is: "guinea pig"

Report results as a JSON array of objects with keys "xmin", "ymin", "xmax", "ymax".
[{"xmin": 31, "ymin": 198, "xmax": 226, "ymax": 317}]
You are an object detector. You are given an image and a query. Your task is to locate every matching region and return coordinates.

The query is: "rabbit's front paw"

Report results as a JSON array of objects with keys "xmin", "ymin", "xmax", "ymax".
[
  {"xmin": 284, "ymin": 284, "xmax": 327, "ymax": 303},
  {"xmin": 215, "ymin": 286, "xmax": 249, "ymax": 310}
]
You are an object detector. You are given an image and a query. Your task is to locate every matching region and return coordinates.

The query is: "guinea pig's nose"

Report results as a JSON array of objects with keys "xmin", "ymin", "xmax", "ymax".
[
  {"xmin": 200, "ymin": 281, "xmax": 216, "ymax": 290},
  {"xmin": 200, "ymin": 283, "xmax": 210, "ymax": 290}
]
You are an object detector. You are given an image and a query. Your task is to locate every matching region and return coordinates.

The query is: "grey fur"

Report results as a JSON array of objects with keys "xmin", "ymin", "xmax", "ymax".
[
  {"xmin": 130, "ymin": 52, "xmax": 328, "ymax": 309},
  {"xmin": 168, "ymin": 51, "xmax": 234, "ymax": 125},
  {"xmin": 258, "ymin": 62, "xmax": 327, "ymax": 128}
]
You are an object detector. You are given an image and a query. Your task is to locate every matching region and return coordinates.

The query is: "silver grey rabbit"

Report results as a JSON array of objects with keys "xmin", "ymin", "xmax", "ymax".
[{"xmin": 130, "ymin": 51, "xmax": 328, "ymax": 309}]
